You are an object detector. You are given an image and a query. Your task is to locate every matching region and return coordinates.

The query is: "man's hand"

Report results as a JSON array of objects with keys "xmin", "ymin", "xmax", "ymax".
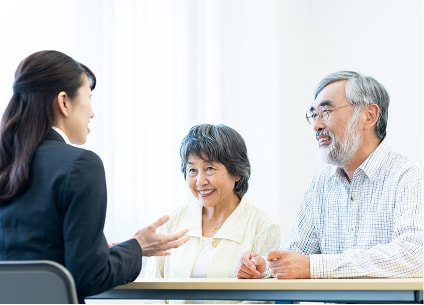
[
  {"xmin": 267, "ymin": 250, "xmax": 310, "ymax": 279},
  {"xmin": 133, "ymin": 215, "xmax": 189, "ymax": 256},
  {"xmin": 236, "ymin": 252, "xmax": 266, "ymax": 279}
]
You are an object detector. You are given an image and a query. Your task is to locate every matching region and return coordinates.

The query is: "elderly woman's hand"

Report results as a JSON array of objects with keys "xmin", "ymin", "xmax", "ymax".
[{"xmin": 236, "ymin": 251, "xmax": 266, "ymax": 279}]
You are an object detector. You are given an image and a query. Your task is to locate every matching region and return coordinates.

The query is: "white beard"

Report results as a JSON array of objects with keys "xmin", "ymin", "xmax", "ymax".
[{"xmin": 319, "ymin": 111, "xmax": 362, "ymax": 167}]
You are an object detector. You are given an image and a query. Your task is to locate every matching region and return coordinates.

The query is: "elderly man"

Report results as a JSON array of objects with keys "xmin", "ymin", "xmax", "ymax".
[{"xmin": 237, "ymin": 71, "xmax": 423, "ymax": 279}]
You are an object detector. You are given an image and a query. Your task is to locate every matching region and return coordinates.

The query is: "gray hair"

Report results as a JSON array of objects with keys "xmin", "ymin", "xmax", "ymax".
[
  {"xmin": 180, "ymin": 124, "xmax": 250, "ymax": 197},
  {"xmin": 314, "ymin": 71, "xmax": 390, "ymax": 140}
]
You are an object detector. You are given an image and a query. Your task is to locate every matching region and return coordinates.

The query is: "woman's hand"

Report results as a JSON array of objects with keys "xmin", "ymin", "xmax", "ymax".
[
  {"xmin": 236, "ymin": 252, "xmax": 266, "ymax": 279},
  {"xmin": 133, "ymin": 215, "xmax": 189, "ymax": 257}
]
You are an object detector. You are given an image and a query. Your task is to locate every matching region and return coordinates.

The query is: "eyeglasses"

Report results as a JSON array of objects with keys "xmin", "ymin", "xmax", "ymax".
[{"xmin": 305, "ymin": 104, "xmax": 352, "ymax": 125}]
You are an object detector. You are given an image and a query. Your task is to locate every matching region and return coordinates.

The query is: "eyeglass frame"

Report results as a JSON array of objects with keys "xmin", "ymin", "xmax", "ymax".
[{"xmin": 305, "ymin": 104, "xmax": 353, "ymax": 125}]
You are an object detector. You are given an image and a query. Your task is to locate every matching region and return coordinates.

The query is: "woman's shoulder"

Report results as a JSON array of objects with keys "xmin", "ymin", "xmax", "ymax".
[
  {"xmin": 35, "ymin": 140, "xmax": 104, "ymax": 177},
  {"xmin": 159, "ymin": 201, "xmax": 202, "ymax": 233},
  {"xmin": 41, "ymin": 136, "xmax": 102, "ymax": 162},
  {"xmin": 169, "ymin": 201, "xmax": 201, "ymax": 220},
  {"xmin": 239, "ymin": 197, "xmax": 279, "ymax": 226}
]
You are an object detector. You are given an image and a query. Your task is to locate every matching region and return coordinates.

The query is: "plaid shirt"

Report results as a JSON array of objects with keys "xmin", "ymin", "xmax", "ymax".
[{"xmin": 282, "ymin": 139, "xmax": 424, "ymax": 278}]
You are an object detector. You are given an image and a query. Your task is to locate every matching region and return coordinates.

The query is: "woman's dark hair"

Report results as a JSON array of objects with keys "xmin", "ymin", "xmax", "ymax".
[
  {"xmin": 0, "ymin": 50, "xmax": 96, "ymax": 205},
  {"xmin": 180, "ymin": 124, "xmax": 251, "ymax": 197}
]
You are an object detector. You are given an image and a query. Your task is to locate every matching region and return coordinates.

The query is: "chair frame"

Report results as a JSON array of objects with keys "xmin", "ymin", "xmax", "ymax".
[{"xmin": 0, "ymin": 260, "xmax": 78, "ymax": 304}]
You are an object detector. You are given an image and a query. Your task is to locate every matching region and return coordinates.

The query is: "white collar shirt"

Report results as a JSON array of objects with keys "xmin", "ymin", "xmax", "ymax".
[{"xmin": 52, "ymin": 126, "xmax": 71, "ymax": 144}]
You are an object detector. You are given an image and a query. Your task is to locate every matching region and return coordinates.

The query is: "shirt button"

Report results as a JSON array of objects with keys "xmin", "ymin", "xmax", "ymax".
[{"xmin": 349, "ymin": 227, "xmax": 355, "ymax": 233}]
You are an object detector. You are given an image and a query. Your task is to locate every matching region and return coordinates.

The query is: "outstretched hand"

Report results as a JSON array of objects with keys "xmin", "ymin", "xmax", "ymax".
[{"xmin": 133, "ymin": 215, "xmax": 189, "ymax": 257}]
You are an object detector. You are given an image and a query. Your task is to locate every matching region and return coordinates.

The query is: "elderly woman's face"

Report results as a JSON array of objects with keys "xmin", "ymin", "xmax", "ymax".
[{"xmin": 185, "ymin": 153, "xmax": 240, "ymax": 208}]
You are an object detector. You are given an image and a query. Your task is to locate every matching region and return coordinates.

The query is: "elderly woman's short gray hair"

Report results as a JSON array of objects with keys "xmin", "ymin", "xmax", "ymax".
[{"xmin": 180, "ymin": 124, "xmax": 250, "ymax": 197}]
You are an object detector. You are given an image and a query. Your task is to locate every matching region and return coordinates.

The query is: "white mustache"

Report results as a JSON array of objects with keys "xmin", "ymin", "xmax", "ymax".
[{"xmin": 316, "ymin": 129, "xmax": 331, "ymax": 139}]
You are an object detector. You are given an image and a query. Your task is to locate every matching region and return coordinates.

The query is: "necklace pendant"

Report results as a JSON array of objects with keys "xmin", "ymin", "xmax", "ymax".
[{"xmin": 212, "ymin": 239, "xmax": 220, "ymax": 248}]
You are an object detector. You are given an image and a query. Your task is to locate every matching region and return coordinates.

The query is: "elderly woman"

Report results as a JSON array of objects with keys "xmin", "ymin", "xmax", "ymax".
[{"xmin": 145, "ymin": 124, "xmax": 280, "ymax": 282}]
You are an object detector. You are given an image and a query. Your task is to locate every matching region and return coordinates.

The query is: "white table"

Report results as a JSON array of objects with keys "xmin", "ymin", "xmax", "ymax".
[{"xmin": 89, "ymin": 277, "xmax": 424, "ymax": 303}]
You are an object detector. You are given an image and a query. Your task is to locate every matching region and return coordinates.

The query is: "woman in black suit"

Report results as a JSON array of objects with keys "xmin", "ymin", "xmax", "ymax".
[{"xmin": 0, "ymin": 50, "xmax": 188, "ymax": 303}]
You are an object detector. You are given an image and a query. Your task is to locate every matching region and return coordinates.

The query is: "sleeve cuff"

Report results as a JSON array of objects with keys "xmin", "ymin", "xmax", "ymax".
[{"xmin": 261, "ymin": 256, "xmax": 274, "ymax": 278}]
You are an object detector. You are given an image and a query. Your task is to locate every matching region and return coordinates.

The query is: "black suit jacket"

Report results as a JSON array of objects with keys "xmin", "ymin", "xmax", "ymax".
[{"xmin": 0, "ymin": 130, "xmax": 142, "ymax": 303}]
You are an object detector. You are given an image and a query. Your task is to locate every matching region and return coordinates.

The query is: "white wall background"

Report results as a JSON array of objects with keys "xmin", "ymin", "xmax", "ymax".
[{"xmin": 0, "ymin": 0, "xmax": 422, "ymax": 244}]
